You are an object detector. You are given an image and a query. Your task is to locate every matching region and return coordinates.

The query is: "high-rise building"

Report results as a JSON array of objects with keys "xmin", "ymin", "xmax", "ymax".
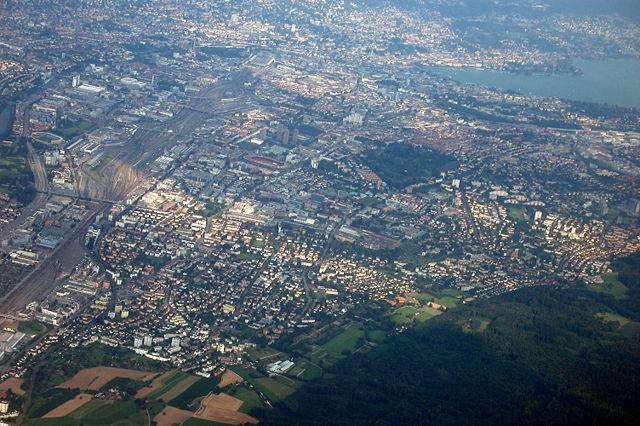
[{"xmin": 71, "ymin": 75, "xmax": 80, "ymax": 88}]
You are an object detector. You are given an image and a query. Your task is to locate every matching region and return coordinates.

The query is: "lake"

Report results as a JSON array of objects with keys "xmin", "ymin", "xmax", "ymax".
[{"xmin": 432, "ymin": 58, "xmax": 640, "ymax": 108}]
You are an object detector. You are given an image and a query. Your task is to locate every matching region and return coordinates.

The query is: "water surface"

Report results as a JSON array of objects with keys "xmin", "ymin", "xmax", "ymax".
[{"xmin": 432, "ymin": 58, "xmax": 640, "ymax": 108}]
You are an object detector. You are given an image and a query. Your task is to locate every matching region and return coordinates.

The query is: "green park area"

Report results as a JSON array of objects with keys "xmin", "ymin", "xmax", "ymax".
[
  {"xmin": 226, "ymin": 386, "xmax": 265, "ymax": 414},
  {"xmin": 308, "ymin": 326, "xmax": 364, "ymax": 366},
  {"xmin": 507, "ymin": 206, "xmax": 525, "ymax": 221},
  {"xmin": 92, "ymin": 150, "xmax": 118, "ymax": 173},
  {"xmin": 586, "ymin": 273, "xmax": 628, "ymax": 299},
  {"xmin": 229, "ymin": 366, "xmax": 301, "ymax": 403},
  {"xmin": 52, "ymin": 120, "xmax": 95, "ymax": 139},
  {"xmin": 391, "ymin": 305, "xmax": 443, "ymax": 324},
  {"xmin": 0, "ymin": 139, "xmax": 35, "ymax": 203},
  {"xmin": 18, "ymin": 320, "xmax": 50, "ymax": 338}
]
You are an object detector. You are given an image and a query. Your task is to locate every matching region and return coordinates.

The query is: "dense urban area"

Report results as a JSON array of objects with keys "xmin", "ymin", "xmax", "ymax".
[{"xmin": 0, "ymin": 0, "xmax": 638, "ymax": 424}]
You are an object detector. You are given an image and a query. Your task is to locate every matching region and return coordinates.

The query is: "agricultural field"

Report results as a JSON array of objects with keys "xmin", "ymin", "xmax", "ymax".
[
  {"xmin": 217, "ymin": 370, "xmax": 244, "ymax": 388},
  {"xmin": 145, "ymin": 370, "xmax": 190, "ymax": 399},
  {"xmin": 135, "ymin": 371, "xmax": 173, "ymax": 399},
  {"xmin": 28, "ymin": 388, "xmax": 80, "ymax": 419},
  {"xmin": 226, "ymin": 386, "xmax": 264, "ymax": 414},
  {"xmin": 0, "ymin": 377, "xmax": 25, "ymax": 395},
  {"xmin": 254, "ymin": 375, "xmax": 300, "ymax": 401},
  {"xmin": 42, "ymin": 393, "xmax": 93, "ymax": 418},
  {"xmin": 57, "ymin": 366, "xmax": 158, "ymax": 391},
  {"xmin": 192, "ymin": 393, "xmax": 258, "ymax": 425},
  {"xmin": 154, "ymin": 405, "xmax": 193, "ymax": 426},
  {"xmin": 167, "ymin": 376, "xmax": 221, "ymax": 410},
  {"xmin": 153, "ymin": 374, "xmax": 200, "ymax": 403}
]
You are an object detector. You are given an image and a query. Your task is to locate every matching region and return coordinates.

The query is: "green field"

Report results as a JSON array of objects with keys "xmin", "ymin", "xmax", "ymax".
[
  {"xmin": 358, "ymin": 196, "xmax": 378, "ymax": 206},
  {"xmin": 229, "ymin": 366, "xmax": 301, "ymax": 403},
  {"xmin": 167, "ymin": 376, "xmax": 221, "ymax": 409},
  {"xmin": 183, "ymin": 418, "xmax": 232, "ymax": 426},
  {"xmin": 193, "ymin": 202, "xmax": 224, "ymax": 217},
  {"xmin": 25, "ymin": 417, "xmax": 80, "ymax": 426},
  {"xmin": 70, "ymin": 400, "xmax": 140, "ymax": 424},
  {"xmin": 587, "ymin": 273, "xmax": 628, "ymax": 298},
  {"xmin": 0, "ymin": 261, "xmax": 32, "ymax": 297},
  {"xmin": 92, "ymin": 150, "xmax": 118, "ymax": 173},
  {"xmin": 53, "ymin": 120, "xmax": 95, "ymax": 139},
  {"xmin": 28, "ymin": 388, "xmax": 79, "ymax": 418},
  {"xmin": 434, "ymin": 296, "xmax": 458, "ymax": 308},
  {"xmin": 0, "ymin": 139, "xmax": 35, "ymax": 204},
  {"xmin": 596, "ymin": 312, "xmax": 631, "ymax": 327},
  {"xmin": 66, "ymin": 399, "xmax": 110, "ymax": 419},
  {"xmin": 246, "ymin": 346, "xmax": 283, "ymax": 362},
  {"xmin": 227, "ymin": 386, "xmax": 264, "ymax": 414},
  {"xmin": 366, "ymin": 329, "xmax": 387, "ymax": 344},
  {"xmin": 392, "ymin": 305, "xmax": 443, "ymax": 324},
  {"xmin": 309, "ymin": 326, "xmax": 364, "ymax": 366},
  {"xmin": 255, "ymin": 375, "xmax": 301, "ymax": 400},
  {"xmin": 439, "ymin": 288, "xmax": 463, "ymax": 297},
  {"xmin": 147, "ymin": 370, "xmax": 189, "ymax": 400},
  {"xmin": 99, "ymin": 377, "xmax": 147, "ymax": 395},
  {"xmin": 413, "ymin": 292, "xmax": 436, "ymax": 301},
  {"xmin": 416, "ymin": 306, "xmax": 443, "ymax": 321},
  {"xmin": 507, "ymin": 207, "xmax": 525, "ymax": 221},
  {"xmin": 461, "ymin": 318, "xmax": 491, "ymax": 333},
  {"xmin": 391, "ymin": 306, "xmax": 420, "ymax": 324},
  {"xmin": 18, "ymin": 320, "xmax": 49, "ymax": 337}
]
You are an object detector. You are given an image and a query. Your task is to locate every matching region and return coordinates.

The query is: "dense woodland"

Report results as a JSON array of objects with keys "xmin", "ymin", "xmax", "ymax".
[
  {"xmin": 0, "ymin": 138, "xmax": 35, "ymax": 205},
  {"xmin": 261, "ymin": 254, "xmax": 640, "ymax": 425},
  {"xmin": 360, "ymin": 143, "xmax": 457, "ymax": 189}
]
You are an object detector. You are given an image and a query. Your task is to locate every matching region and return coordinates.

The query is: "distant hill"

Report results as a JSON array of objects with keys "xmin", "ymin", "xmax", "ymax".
[
  {"xmin": 261, "ymin": 254, "xmax": 640, "ymax": 425},
  {"xmin": 364, "ymin": 0, "xmax": 640, "ymax": 21}
]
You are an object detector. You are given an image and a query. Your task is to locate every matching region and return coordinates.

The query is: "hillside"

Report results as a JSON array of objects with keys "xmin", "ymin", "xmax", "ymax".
[{"xmin": 261, "ymin": 255, "xmax": 640, "ymax": 425}]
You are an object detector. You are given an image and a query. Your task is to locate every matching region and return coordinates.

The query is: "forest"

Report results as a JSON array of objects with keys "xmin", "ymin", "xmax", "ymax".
[
  {"xmin": 360, "ymin": 143, "xmax": 456, "ymax": 189},
  {"xmin": 260, "ymin": 254, "xmax": 640, "ymax": 425}
]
